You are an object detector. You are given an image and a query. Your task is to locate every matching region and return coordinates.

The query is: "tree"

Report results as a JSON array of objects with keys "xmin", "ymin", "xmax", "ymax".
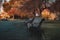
[{"xmin": 3, "ymin": 0, "xmax": 46, "ymax": 18}]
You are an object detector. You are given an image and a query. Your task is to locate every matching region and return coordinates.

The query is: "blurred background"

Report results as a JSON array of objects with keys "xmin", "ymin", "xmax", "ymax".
[{"xmin": 0, "ymin": 0, "xmax": 60, "ymax": 40}]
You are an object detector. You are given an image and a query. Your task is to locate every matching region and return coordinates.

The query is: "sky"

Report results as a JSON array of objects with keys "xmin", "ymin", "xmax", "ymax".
[
  {"xmin": 6, "ymin": 0, "xmax": 10, "ymax": 2},
  {"xmin": 49, "ymin": 0, "xmax": 56, "ymax": 2}
]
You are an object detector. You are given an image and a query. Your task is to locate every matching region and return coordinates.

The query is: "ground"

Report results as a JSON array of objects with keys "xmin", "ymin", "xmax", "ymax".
[{"xmin": 0, "ymin": 20, "xmax": 60, "ymax": 40}]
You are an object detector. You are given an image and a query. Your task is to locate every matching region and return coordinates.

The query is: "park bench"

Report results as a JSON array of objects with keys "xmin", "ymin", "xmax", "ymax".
[
  {"xmin": 24, "ymin": 17, "xmax": 45, "ymax": 40},
  {"xmin": 25, "ymin": 17, "xmax": 45, "ymax": 35}
]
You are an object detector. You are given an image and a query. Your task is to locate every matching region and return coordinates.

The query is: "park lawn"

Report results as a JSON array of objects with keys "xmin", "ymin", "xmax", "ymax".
[
  {"xmin": 41, "ymin": 22, "xmax": 60, "ymax": 40},
  {"xmin": 0, "ymin": 20, "xmax": 60, "ymax": 40}
]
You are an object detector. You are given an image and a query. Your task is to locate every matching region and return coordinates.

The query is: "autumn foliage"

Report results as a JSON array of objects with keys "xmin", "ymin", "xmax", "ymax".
[{"xmin": 3, "ymin": 0, "xmax": 34, "ymax": 19}]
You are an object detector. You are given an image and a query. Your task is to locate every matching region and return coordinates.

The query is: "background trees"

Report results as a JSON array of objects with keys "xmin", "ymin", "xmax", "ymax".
[{"xmin": 2, "ymin": 0, "xmax": 60, "ymax": 19}]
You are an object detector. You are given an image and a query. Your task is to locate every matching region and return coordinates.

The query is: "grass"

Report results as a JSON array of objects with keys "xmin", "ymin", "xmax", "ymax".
[
  {"xmin": 0, "ymin": 20, "xmax": 60, "ymax": 40},
  {"xmin": 41, "ymin": 22, "xmax": 60, "ymax": 40}
]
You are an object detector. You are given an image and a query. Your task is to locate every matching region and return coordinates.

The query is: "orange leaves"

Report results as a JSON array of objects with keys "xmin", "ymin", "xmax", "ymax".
[
  {"xmin": 41, "ymin": 9, "xmax": 50, "ymax": 19},
  {"xmin": 41, "ymin": 9, "xmax": 57, "ymax": 20},
  {"xmin": 0, "ymin": 11, "xmax": 10, "ymax": 19},
  {"xmin": 48, "ymin": 13, "xmax": 57, "ymax": 20}
]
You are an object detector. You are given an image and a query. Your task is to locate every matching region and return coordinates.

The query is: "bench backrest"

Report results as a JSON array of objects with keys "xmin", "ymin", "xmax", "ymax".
[{"xmin": 32, "ymin": 17, "xmax": 42, "ymax": 27}]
